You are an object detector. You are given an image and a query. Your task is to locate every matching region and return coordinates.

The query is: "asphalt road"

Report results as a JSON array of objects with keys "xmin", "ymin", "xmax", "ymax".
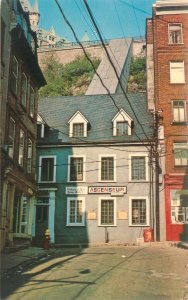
[{"xmin": 1, "ymin": 246, "xmax": 188, "ymax": 300}]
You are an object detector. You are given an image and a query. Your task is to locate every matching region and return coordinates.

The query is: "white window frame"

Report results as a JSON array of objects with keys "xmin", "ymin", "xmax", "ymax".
[
  {"xmin": 68, "ymin": 155, "xmax": 86, "ymax": 182},
  {"xmin": 29, "ymin": 86, "xmax": 35, "ymax": 118},
  {"xmin": 99, "ymin": 154, "xmax": 116, "ymax": 182},
  {"xmin": 172, "ymin": 100, "xmax": 186, "ymax": 123},
  {"xmin": 98, "ymin": 197, "xmax": 116, "ymax": 226},
  {"xmin": 170, "ymin": 61, "xmax": 185, "ymax": 84},
  {"xmin": 18, "ymin": 129, "xmax": 25, "ymax": 167},
  {"xmin": 68, "ymin": 111, "xmax": 88, "ymax": 137},
  {"xmin": 39, "ymin": 155, "xmax": 56, "ymax": 183},
  {"xmin": 168, "ymin": 23, "xmax": 183, "ymax": 44},
  {"xmin": 129, "ymin": 196, "xmax": 149, "ymax": 227},
  {"xmin": 173, "ymin": 142, "xmax": 188, "ymax": 166},
  {"xmin": 27, "ymin": 138, "xmax": 33, "ymax": 173},
  {"xmin": 129, "ymin": 153, "xmax": 149, "ymax": 182},
  {"xmin": 66, "ymin": 197, "xmax": 85, "ymax": 226},
  {"xmin": 112, "ymin": 108, "xmax": 132, "ymax": 136}
]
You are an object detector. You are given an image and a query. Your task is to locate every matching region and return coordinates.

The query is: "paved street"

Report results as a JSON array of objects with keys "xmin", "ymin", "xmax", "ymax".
[{"xmin": 1, "ymin": 246, "xmax": 188, "ymax": 300}]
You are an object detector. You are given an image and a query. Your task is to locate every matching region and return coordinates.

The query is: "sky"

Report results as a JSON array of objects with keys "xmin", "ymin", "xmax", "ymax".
[{"xmin": 36, "ymin": 0, "xmax": 156, "ymax": 42}]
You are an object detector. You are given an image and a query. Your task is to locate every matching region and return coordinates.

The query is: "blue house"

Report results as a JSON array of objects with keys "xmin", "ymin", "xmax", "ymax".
[{"xmin": 33, "ymin": 93, "xmax": 155, "ymax": 245}]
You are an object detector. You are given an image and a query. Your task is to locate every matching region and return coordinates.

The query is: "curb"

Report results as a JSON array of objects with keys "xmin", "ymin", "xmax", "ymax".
[{"xmin": 177, "ymin": 242, "xmax": 188, "ymax": 250}]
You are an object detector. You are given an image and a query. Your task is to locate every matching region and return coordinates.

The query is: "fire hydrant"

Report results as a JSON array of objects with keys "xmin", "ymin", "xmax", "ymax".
[{"xmin": 43, "ymin": 228, "xmax": 50, "ymax": 250}]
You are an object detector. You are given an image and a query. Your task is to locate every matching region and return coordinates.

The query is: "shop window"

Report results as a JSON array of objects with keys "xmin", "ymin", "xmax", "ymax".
[
  {"xmin": 173, "ymin": 142, "xmax": 188, "ymax": 166},
  {"xmin": 67, "ymin": 197, "xmax": 85, "ymax": 226},
  {"xmin": 173, "ymin": 100, "xmax": 186, "ymax": 123},
  {"xmin": 69, "ymin": 156, "xmax": 84, "ymax": 181},
  {"xmin": 171, "ymin": 190, "xmax": 188, "ymax": 224},
  {"xmin": 8, "ymin": 117, "xmax": 15, "ymax": 158},
  {"xmin": 39, "ymin": 156, "xmax": 56, "ymax": 182},
  {"xmin": 18, "ymin": 129, "xmax": 25, "ymax": 167},
  {"xmin": 99, "ymin": 198, "xmax": 116, "ymax": 226},
  {"xmin": 11, "ymin": 56, "xmax": 18, "ymax": 94},
  {"xmin": 13, "ymin": 195, "xmax": 29, "ymax": 235},
  {"xmin": 170, "ymin": 61, "xmax": 185, "ymax": 84},
  {"xmin": 129, "ymin": 197, "xmax": 149, "ymax": 226},
  {"xmin": 168, "ymin": 24, "xmax": 183, "ymax": 44},
  {"xmin": 100, "ymin": 156, "xmax": 115, "ymax": 181}
]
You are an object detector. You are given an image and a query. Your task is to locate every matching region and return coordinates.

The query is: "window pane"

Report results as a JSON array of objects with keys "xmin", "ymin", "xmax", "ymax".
[
  {"xmin": 70, "ymin": 157, "xmax": 83, "ymax": 181},
  {"xmin": 30, "ymin": 87, "xmax": 35, "ymax": 118},
  {"xmin": 73, "ymin": 123, "xmax": 84, "ymax": 137},
  {"xmin": 11, "ymin": 56, "xmax": 18, "ymax": 94},
  {"xmin": 131, "ymin": 157, "xmax": 146, "ymax": 180},
  {"xmin": 21, "ymin": 73, "xmax": 27, "ymax": 107},
  {"xmin": 173, "ymin": 101, "xmax": 185, "ymax": 122},
  {"xmin": 41, "ymin": 157, "xmax": 54, "ymax": 181},
  {"xmin": 101, "ymin": 200, "xmax": 114, "ymax": 225},
  {"xmin": 8, "ymin": 118, "xmax": 15, "ymax": 158},
  {"xmin": 27, "ymin": 139, "xmax": 32, "ymax": 173},
  {"xmin": 174, "ymin": 143, "xmax": 188, "ymax": 166},
  {"xmin": 101, "ymin": 157, "xmax": 114, "ymax": 181},
  {"xmin": 132, "ymin": 199, "xmax": 146, "ymax": 225},
  {"xmin": 19, "ymin": 129, "xmax": 25, "ymax": 166},
  {"xmin": 170, "ymin": 62, "xmax": 185, "ymax": 83},
  {"xmin": 117, "ymin": 121, "xmax": 128, "ymax": 136},
  {"xmin": 169, "ymin": 24, "xmax": 182, "ymax": 44}
]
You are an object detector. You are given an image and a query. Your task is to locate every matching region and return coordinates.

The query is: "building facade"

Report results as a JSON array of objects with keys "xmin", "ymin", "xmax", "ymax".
[
  {"xmin": 146, "ymin": 0, "xmax": 188, "ymax": 241},
  {"xmin": 1, "ymin": 0, "xmax": 45, "ymax": 250},
  {"xmin": 34, "ymin": 94, "xmax": 156, "ymax": 246}
]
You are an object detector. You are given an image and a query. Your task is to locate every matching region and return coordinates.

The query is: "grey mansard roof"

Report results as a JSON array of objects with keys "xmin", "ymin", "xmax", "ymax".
[{"xmin": 38, "ymin": 93, "xmax": 154, "ymax": 145}]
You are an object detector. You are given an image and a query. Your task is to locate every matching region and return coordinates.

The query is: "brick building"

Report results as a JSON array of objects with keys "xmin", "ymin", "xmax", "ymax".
[
  {"xmin": 146, "ymin": 0, "xmax": 188, "ymax": 241},
  {"xmin": 0, "ymin": 0, "xmax": 45, "ymax": 251}
]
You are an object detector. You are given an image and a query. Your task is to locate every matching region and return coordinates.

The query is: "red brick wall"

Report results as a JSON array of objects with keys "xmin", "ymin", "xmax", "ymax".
[{"xmin": 153, "ymin": 13, "xmax": 188, "ymax": 175}]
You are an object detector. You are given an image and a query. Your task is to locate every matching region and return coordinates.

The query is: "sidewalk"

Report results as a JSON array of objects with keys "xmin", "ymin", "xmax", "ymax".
[{"xmin": 0, "ymin": 247, "xmax": 56, "ymax": 277}]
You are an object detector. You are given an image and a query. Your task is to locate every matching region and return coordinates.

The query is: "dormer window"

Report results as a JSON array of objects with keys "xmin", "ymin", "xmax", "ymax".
[
  {"xmin": 112, "ymin": 109, "xmax": 132, "ymax": 136},
  {"xmin": 68, "ymin": 111, "xmax": 88, "ymax": 137},
  {"xmin": 116, "ymin": 121, "xmax": 128, "ymax": 136},
  {"xmin": 73, "ymin": 123, "xmax": 84, "ymax": 137}
]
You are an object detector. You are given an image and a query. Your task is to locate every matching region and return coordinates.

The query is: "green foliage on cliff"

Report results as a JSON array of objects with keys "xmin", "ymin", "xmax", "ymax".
[
  {"xmin": 128, "ymin": 57, "xmax": 146, "ymax": 92},
  {"xmin": 39, "ymin": 54, "xmax": 100, "ymax": 97}
]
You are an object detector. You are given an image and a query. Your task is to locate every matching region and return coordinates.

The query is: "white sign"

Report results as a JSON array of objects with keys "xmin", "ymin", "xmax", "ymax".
[
  {"xmin": 66, "ymin": 186, "xmax": 88, "ymax": 195},
  {"xmin": 88, "ymin": 186, "xmax": 127, "ymax": 194}
]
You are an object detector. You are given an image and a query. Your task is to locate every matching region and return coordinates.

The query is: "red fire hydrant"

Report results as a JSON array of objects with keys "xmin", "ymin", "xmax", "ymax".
[{"xmin": 43, "ymin": 228, "xmax": 50, "ymax": 250}]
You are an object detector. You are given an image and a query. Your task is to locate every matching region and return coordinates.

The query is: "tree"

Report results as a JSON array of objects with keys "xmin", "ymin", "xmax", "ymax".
[
  {"xmin": 128, "ymin": 57, "xmax": 146, "ymax": 92},
  {"xmin": 39, "ymin": 54, "xmax": 100, "ymax": 97}
]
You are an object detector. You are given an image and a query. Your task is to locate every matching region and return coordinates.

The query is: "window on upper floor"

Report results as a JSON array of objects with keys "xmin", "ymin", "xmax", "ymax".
[
  {"xmin": 67, "ymin": 197, "xmax": 85, "ymax": 226},
  {"xmin": 172, "ymin": 100, "xmax": 186, "ymax": 123},
  {"xmin": 39, "ymin": 156, "xmax": 56, "ymax": 182},
  {"xmin": 99, "ymin": 198, "xmax": 116, "ymax": 226},
  {"xmin": 130, "ymin": 155, "xmax": 148, "ymax": 181},
  {"xmin": 21, "ymin": 73, "xmax": 27, "ymax": 108},
  {"xmin": 116, "ymin": 121, "xmax": 128, "ymax": 136},
  {"xmin": 73, "ymin": 123, "xmax": 84, "ymax": 137},
  {"xmin": 11, "ymin": 56, "xmax": 19, "ymax": 95},
  {"xmin": 68, "ymin": 111, "xmax": 88, "ymax": 137},
  {"xmin": 168, "ymin": 24, "xmax": 183, "ymax": 44},
  {"xmin": 18, "ymin": 129, "xmax": 25, "ymax": 167},
  {"xmin": 100, "ymin": 156, "xmax": 115, "ymax": 181},
  {"xmin": 29, "ymin": 86, "xmax": 35, "ymax": 118},
  {"xmin": 27, "ymin": 138, "xmax": 33, "ymax": 173},
  {"xmin": 173, "ymin": 142, "xmax": 188, "ymax": 167},
  {"xmin": 112, "ymin": 109, "xmax": 132, "ymax": 136},
  {"xmin": 170, "ymin": 61, "xmax": 185, "ymax": 84},
  {"xmin": 8, "ymin": 117, "xmax": 16, "ymax": 159},
  {"xmin": 68, "ymin": 156, "xmax": 85, "ymax": 182},
  {"xmin": 129, "ymin": 197, "xmax": 149, "ymax": 226}
]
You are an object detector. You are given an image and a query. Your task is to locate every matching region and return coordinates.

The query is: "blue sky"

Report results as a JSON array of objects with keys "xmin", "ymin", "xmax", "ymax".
[{"xmin": 36, "ymin": 0, "xmax": 156, "ymax": 42}]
